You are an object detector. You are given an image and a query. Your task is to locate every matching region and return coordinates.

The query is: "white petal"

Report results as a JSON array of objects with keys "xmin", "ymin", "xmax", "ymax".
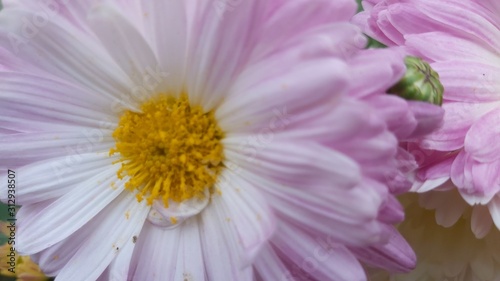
[
  {"xmin": 106, "ymin": 237, "xmax": 136, "ymax": 281},
  {"xmin": 0, "ymin": 9, "xmax": 134, "ymax": 105},
  {"xmin": 214, "ymin": 169, "xmax": 276, "ymax": 264},
  {"xmin": 129, "ymin": 221, "xmax": 180, "ymax": 281},
  {"xmin": 88, "ymin": 4, "xmax": 164, "ymax": 103},
  {"xmin": 141, "ymin": 0, "xmax": 188, "ymax": 94},
  {"xmin": 471, "ymin": 205, "xmax": 493, "ymax": 239},
  {"xmin": 173, "ymin": 218, "xmax": 207, "ymax": 281},
  {"xmin": 130, "ymin": 219, "xmax": 208, "ymax": 281},
  {"xmin": 201, "ymin": 201, "xmax": 254, "ymax": 280},
  {"xmin": 31, "ymin": 214, "xmax": 95, "ymax": 276},
  {"xmin": 411, "ymin": 177, "xmax": 449, "ymax": 193},
  {"xmin": 55, "ymin": 192, "xmax": 149, "ymax": 281},
  {"xmin": 0, "ymin": 132, "xmax": 113, "ymax": 165},
  {"xmin": 487, "ymin": 195, "xmax": 500, "ymax": 227},
  {"xmin": 17, "ymin": 166, "xmax": 123, "ymax": 254},
  {"xmin": 186, "ymin": 0, "xmax": 266, "ymax": 109},
  {"xmin": 0, "ymin": 153, "xmax": 116, "ymax": 205},
  {"xmin": 0, "ymin": 72, "xmax": 118, "ymax": 131}
]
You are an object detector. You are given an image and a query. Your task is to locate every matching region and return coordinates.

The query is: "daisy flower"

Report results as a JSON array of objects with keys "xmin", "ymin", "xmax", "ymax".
[{"xmin": 0, "ymin": 0, "xmax": 441, "ymax": 280}]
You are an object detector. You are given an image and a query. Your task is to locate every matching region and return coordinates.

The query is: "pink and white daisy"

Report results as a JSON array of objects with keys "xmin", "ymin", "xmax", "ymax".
[{"xmin": 0, "ymin": 0, "xmax": 441, "ymax": 280}]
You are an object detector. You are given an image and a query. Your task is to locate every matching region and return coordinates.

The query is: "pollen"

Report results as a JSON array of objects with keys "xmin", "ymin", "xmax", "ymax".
[{"xmin": 110, "ymin": 94, "xmax": 225, "ymax": 207}]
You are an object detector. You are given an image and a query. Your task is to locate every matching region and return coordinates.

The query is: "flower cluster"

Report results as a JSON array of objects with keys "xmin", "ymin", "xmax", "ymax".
[{"xmin": 0, "ymin": 0, "xmax": 495, "ymax": 280}]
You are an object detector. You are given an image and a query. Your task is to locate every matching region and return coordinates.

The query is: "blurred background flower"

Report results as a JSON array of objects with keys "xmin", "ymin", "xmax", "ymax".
[{"xmin": 0, "ymin": 210, "xmax": 49, "ymax": 281}]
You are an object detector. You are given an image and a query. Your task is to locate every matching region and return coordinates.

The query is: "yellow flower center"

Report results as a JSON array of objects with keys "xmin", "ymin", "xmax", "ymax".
[{"xmin": 110, "ymin": 94, "xmax": 225, "ymax": 207}]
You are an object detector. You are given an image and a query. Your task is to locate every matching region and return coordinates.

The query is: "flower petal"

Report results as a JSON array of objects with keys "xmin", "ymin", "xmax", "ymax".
[
  {"xmin": 465, "ymin": 107, "xmax": 500, "ymax": 162},
  {"xmin": 471, "ymin": 205, "xmax": 493, "ymax": 239},
  {"xmin": 0, "ymin": 132, "xmax": 113, "ymax": 166},
  {"xmin": 0, "ymin": 8, "xmax": 133, "ymax": 104},
  {"xmin": 55, "ymin": 192, "xmax": 149, "ymax": 281},
  {"xmin": 0, "ymin": 71, "xmax": 118, "ymax": 131},
  {"xmin": 421, "ymin": 102, "xmax": 498, "ymax": 151},
  {"xmin": 129, "ymin": 222, "xmax": 180, "ymax": 281},
  {"xmin": 217, "ymin": 58, "xmax": 349, "ymax": 133},
  {"xmin": 214, "ymin": 169, "xmax": 276, "ymax": 264},
  {"xmin": 405, "ymin": 32, "xmax": 500, "ymax": 64},
  {"xmin": 351, "ymin": 226, "xmax": 416, "ymax": 273},
  {"xmin": 186, "ymin": 0, "xmax": 266, "ymax": 108},
  {"xmin": 88, "ymin": 4, "xmax": 164, "ymax": 101},
  {"xmin": 200, "ymin": 201, "xmax": 254, "ymax": 280},
  {"xmin": 140, "ymin": 0, "xmax": 187, "ymax": 94},
  {"xmin": 253, "ymin": 245, "xmax": 292, "ymax": 281},
  {"xmin": 271, "ymin": 222, "xmax": 367, "ymax": 281},
  {"xmin": 17, "ymin": 166, "xmax": 123, "ymax": 254},
  {"xmin": 488, "ymin": 194, "xmax": 500, "ymax": 230},
  {"xmin": 226, "ymin": 140, "xmax": 360, "ymax": 189},
  {"xmin": 0, "ymin": 153, "xmax": 114, "ymax": 205},
  {"xmin": 31, "ymin": 211, "xmax": 94, "ymax": 276},
  {"xmin": 240, "ymin": 168, "xmax": 386, "ymax": 247},
  {"xmin": 433, "ymin": 60, "xmax": 500, "ymax": 103}
]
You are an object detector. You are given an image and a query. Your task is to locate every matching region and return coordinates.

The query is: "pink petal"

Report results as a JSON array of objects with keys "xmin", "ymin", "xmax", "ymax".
[
  {"xmin": 253, "ymin": 245, "xmax": 291, "ymax": 281},
  {"xmin": 433, "ymin": 61, "xmax": 500, "ymax": 103},
  {"xmin": 217, "ymin": 58, "xmax": 349, "ymax": 133},
  {"xmin": 245, "ymin": 169, "xmax": 386, "ymax": 247},
  {"xmin": 347, "ymin": 47, "xmax": 406, "ymax": 99},
  {"xmin": 451, "ymin": 151, "xmax": 498, "ymax": 205},
  {"xmin": 226, "ymin": 140, "xmax": 360, "ymax": 189},
  {"xmin": 351, "ymin": 226, "xmax": 416, "ymax": 273},
  {"xmin": 420, "ymin": 102, "xmax": 495, "ymax": 151},
  {"xmin": 271, "ymin": 223, "xmax": 367, "ymax": 281},
  {"xmin": 405, "ymin": 32, "xmax": 500, "ymax": 64},
  {"xmin": 465, "ymin": 107, "xmax": 500, "ymax": 162},
  {"xmin": 409, "ymin": 0, "xmax": 500, "ymax": 51},
  {"xmin": 406, "ymin": 101, "xmax": 445, "ymax": 140}
]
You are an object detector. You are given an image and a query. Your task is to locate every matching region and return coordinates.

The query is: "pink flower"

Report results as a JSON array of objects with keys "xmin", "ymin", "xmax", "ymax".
[
  {"xmin": 356, "ymin": 1, "xmax": 500, "ymax": 279},
  {"xmin": 0, "ymin": 0, "xmax": 440, "ymax": 280},
  {"xmin": 344, "ymin": 48, "xmax": 443, "ymax": 273},
  {"xmin": 357, "ymin": 0, "xmax": 500, "ymax": 229}
]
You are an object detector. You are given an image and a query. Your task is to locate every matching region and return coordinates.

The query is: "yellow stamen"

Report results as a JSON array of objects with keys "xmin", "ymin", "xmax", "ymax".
[{"xmin": 110, "ymin": 94, "xmax": 225, "ymax": 207}]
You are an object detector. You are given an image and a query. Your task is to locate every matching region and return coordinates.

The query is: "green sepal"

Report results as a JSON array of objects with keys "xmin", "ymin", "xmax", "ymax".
[{"xmin": 388, "ymin": 56, "xmax": 444, "ymax": 106}]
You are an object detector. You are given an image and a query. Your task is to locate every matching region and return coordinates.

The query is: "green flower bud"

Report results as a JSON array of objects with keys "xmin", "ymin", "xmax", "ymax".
[{"xmin": 388, "ymin": 56, "xmax": 444, "ymax": 106}]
